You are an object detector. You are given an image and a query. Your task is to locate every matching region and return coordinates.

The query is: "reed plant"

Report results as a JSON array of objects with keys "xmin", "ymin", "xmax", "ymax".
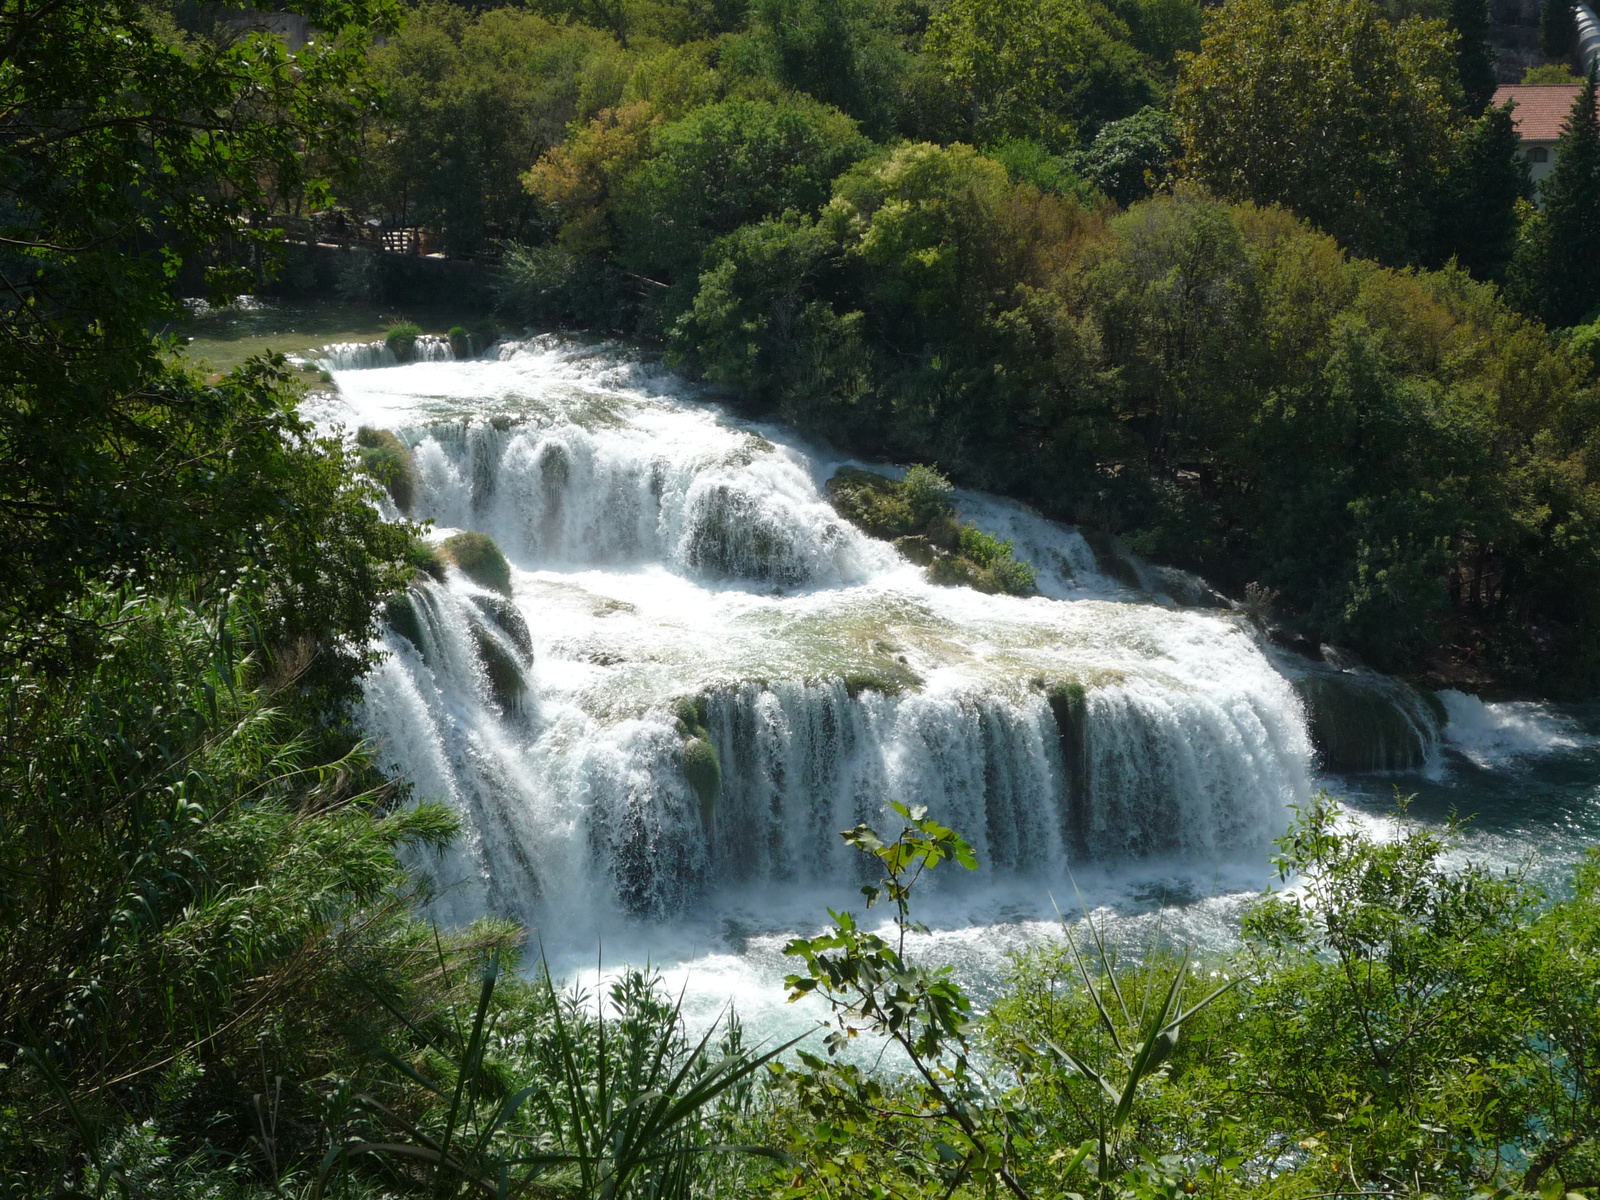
[{"xmin": 314, "ymin": 957, "xmax": 794, "ymax": 1200}]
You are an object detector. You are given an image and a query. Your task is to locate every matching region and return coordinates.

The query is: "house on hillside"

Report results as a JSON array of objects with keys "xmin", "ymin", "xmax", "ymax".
[{"xmin": 1491, "ymin": 83, "xmax": 1585, "ymax": 187}]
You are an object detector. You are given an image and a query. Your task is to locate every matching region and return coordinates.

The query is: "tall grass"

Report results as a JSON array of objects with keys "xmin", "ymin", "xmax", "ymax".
[{"xmin": 315, "ymin": 957, "xmax": 793, "ymax": 1200}]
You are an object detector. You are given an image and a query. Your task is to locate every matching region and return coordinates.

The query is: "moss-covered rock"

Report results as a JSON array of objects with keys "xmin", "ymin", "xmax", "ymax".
[
  {"xmin": 472, "ymin": 318, "xmax": 500, "ymax": 351},
  {"xmin": 382, "ymin": 591, "xmax": 426, "ymax": 654},
  {"xmin": 1295, "ymin": 672, "xmax": 1438, "ymax": 771},
  {"xmin": 683, "ymin": 483, "xmax": 809, "ymax": 585},
  {"xmin": 826, "ymin": 466, "xmax": 960, "ymax": 547},
  {"xmin": 443, "ymin": 531, "xmax": 513, "ymax": 595},
  {"xmin": 670, "ymin": 694, "xmax": 720, "ymax": 823},
  {"xmin": 826, "ymin": 465, "xmax": 1035, "ymax": 596},
  {"xmin": 1080, "ymin": 528, "xmax": 1143, "ymax": 590},
  {"xmin": 473, "ymin": 626, "xmax": 525, "ymax": 713},
  {"xmin": 841, "ymin": 669, "xmax": 915, "ymax": 698},
  {"xmin": 893, "ymin": 534, "xmax": 937, "ymax": 565},
  {"xmin": 1041, "ymin": 679, "xmax": 1089, "ymax": 850},
  {"xmin": 470, "ymin": 593, "xmax": 533, "ymax": 659},
  {"xmin": 356, "ymin": 427, "xmax": 416, "ymax": 513},
  {"xmin": 676, "ymin": 695, "xmax": 709, "ymax": 733},
  {"xmin": 683, "ymin": 736, "xmax": 721, "ymax": 824}
]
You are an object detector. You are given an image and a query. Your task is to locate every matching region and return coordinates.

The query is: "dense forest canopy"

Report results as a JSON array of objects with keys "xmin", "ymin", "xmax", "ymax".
[
  {"xmin": 309, "ymin": 0, "xmax": 1600, "ymax": 697},
  {"xmin": 3, "ymin": 0, "xmax": 1600, "ymax": 1197}
]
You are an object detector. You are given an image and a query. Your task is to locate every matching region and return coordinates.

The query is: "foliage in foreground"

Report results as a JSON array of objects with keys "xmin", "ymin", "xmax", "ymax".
[
  {"xmin": 0, "ymin": 583, "xmax": 496, "ymax": 1194},
  {"xmin": 747, "ymin": 796, "xmax": 1600, "ymax": 1200}
]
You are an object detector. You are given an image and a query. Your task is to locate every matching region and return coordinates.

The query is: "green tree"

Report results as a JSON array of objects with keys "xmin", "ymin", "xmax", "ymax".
[
  {"xmin": 613, "ymin": 96, "xmax": 871, "ymax": 283},
  {"xmin": 1430, "ymin": 101, "xmax": 1533, "ymax": 280},
  {"xmin": 1453, "ymin": 0, "xmax": 1497, "ymax": 113},
  {"xmin": 1083, "ymin": 186, "xmax": 1256, "ymax": 475},
  {"xmin": 0, "ymin": 0, "xmax": 403, "ymax": 642},
  {"xmin": 1072, "ymin": 104, "xmax": 1181, "ymax": 206},
  {"xmin": 1541, "ymin": 0, "xmax": 1578, "ymax": 56},
  {"xmin": 1510, "ymin": 65, "xmax": 1600, "ymax": 327},
  {"xmin": 988, "ymin": 137, "xmax": 1102, "ymax": 203},
  {"xmin": 1235, "ymin": 797, "xmax": 1600, "ymax": 1195},
  {"xmin": 1108, "ymin": 0, "xmax": 1205, "ymax": 68},
  {"xmin": 924, "ymin": 0, "xmax": 1161, "ymax": 150},
  {"xmin": 743, "ymin": 0, "xmax": 911, "ymax": 137},
  {"xmin": 1173, "ymin": 0, "xmax": 1463, "ymax": 264},
  {"xmin": 362, "ymin": 6, "xmax": 633, "ymax": 253},
  {"xmin": 0, "ymin": 2, "xmax": 502, "ymax": 1184},
  {"xmin": 670, "ymin": 212, "xmax": 874, "ymax": 427}
]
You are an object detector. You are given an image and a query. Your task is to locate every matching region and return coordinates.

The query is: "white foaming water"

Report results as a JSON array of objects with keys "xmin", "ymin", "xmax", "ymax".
[
  {"xmin": 1439, "ymin": 689, "xmax": 1593, "ymax": 768},
  {"xmin": 323, "ymin": 338, "xmax": 1311, "ymax": 928},
  {"xmin": 314, "ymin": 334, "xmax": 456, "ymax": 372},
  {"xmin": 319, "ymin": 335, "xmax": 1324, "ymax": 1032}
]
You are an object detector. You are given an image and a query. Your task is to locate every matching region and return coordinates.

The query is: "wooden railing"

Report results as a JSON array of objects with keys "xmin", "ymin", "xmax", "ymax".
[{"xmin": 265, "ymin": 215, "xmax": 502, "ymax": 266}]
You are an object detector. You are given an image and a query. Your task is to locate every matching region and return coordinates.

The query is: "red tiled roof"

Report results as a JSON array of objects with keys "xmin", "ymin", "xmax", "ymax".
[{"xmin": 1491, "ymin": 84, "xmax": 1585, "ymax": 142}]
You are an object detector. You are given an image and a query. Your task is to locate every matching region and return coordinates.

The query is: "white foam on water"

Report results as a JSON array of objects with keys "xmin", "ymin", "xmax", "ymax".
[
  {"xmin": 320, "ymin": 335, "xmax": 1333, "ymax": 1041},
  {"xmin": 1439, "ymin": 689, "xmax": 1592, "ymax": 768}
]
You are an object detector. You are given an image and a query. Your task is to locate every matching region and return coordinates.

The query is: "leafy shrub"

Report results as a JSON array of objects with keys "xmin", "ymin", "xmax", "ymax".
[
  {"xmin": 355, "ymin": 426, "xmax": 415, "ymax": 512},
  {"xmin": 0, "ymin": 587, "xmax": 470, "ymax": 1188},
  {"xmin": 826, "ymin": 467, "xmax": 919, "ymax": 539},
  {"xmin": 902, "ymin": 463, "xmax": 956, "ymax": 519},
  {"xmin": 443, "ymin": 530, "xmax": 513, "ymax": 595},
  {"xmin": 1071, "ymin": 104, "xmax": 1181, "ymax": 207},
  {"xmin": 826, "ymin": 466, "xmax": 1036, "ymax": 594},
  {"xmin": 983, "ymin": 552, "xmax": 1040, "ymax": 596},
  {"xmin": 957, "ymin": 526, "xmax": 1039, "ymax": 594},
  {"xmin": 384, "ymin": 321, "xmax": 423, "ymax": 361}
]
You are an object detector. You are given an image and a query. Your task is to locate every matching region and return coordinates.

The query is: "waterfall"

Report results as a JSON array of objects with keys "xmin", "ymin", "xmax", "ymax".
[
  {"xmin": 398, "ymin": 418, "xmax": 892, "ymax": 586},
  {"xmin": 314, "ymin": 334, "xmax": 457, "ymax": 372},
  {"xmin": 330, "ymin": 336, "xmax": 1318, "ymax": 933},
  {"xmin": 317, "ymin": 341, "xmax": 396, "ymax": 370}
]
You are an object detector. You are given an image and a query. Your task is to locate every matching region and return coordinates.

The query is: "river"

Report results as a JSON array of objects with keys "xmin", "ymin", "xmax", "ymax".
[{"xmin": 185, "ymin": 309, "xmax": 1600, "ymax": 1056}]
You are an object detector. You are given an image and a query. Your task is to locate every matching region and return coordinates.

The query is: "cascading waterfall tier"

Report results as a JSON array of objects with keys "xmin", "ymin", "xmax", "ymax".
[
  {"xmin": 312, "ymin": 334, "xmax": 456, "ymax": 372},
  {"xmin": 320, "ymin": 336, "xmax": 1316, "ymax": 931}
]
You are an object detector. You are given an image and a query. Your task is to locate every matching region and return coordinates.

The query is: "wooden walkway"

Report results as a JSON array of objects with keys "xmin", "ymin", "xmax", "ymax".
[{"xmin": 267, "ymin": 215, "xmax": 502, "ymax": 266}]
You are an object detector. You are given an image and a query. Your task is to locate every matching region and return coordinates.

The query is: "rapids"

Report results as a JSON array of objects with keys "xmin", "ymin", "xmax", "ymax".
[
  {"xmin": 314, "ymin": 335, "xmax": 1319, "ymax": 941},
  {"xmin": 166, "ymin": 303, "xmax": 1600, "ymax": 1054}
]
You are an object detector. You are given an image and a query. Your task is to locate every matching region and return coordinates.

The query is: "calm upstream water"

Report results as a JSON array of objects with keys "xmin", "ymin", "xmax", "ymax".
[{"xmin": 187, "ymin": 306, "xmax": 1600, "ymax": 1052}]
